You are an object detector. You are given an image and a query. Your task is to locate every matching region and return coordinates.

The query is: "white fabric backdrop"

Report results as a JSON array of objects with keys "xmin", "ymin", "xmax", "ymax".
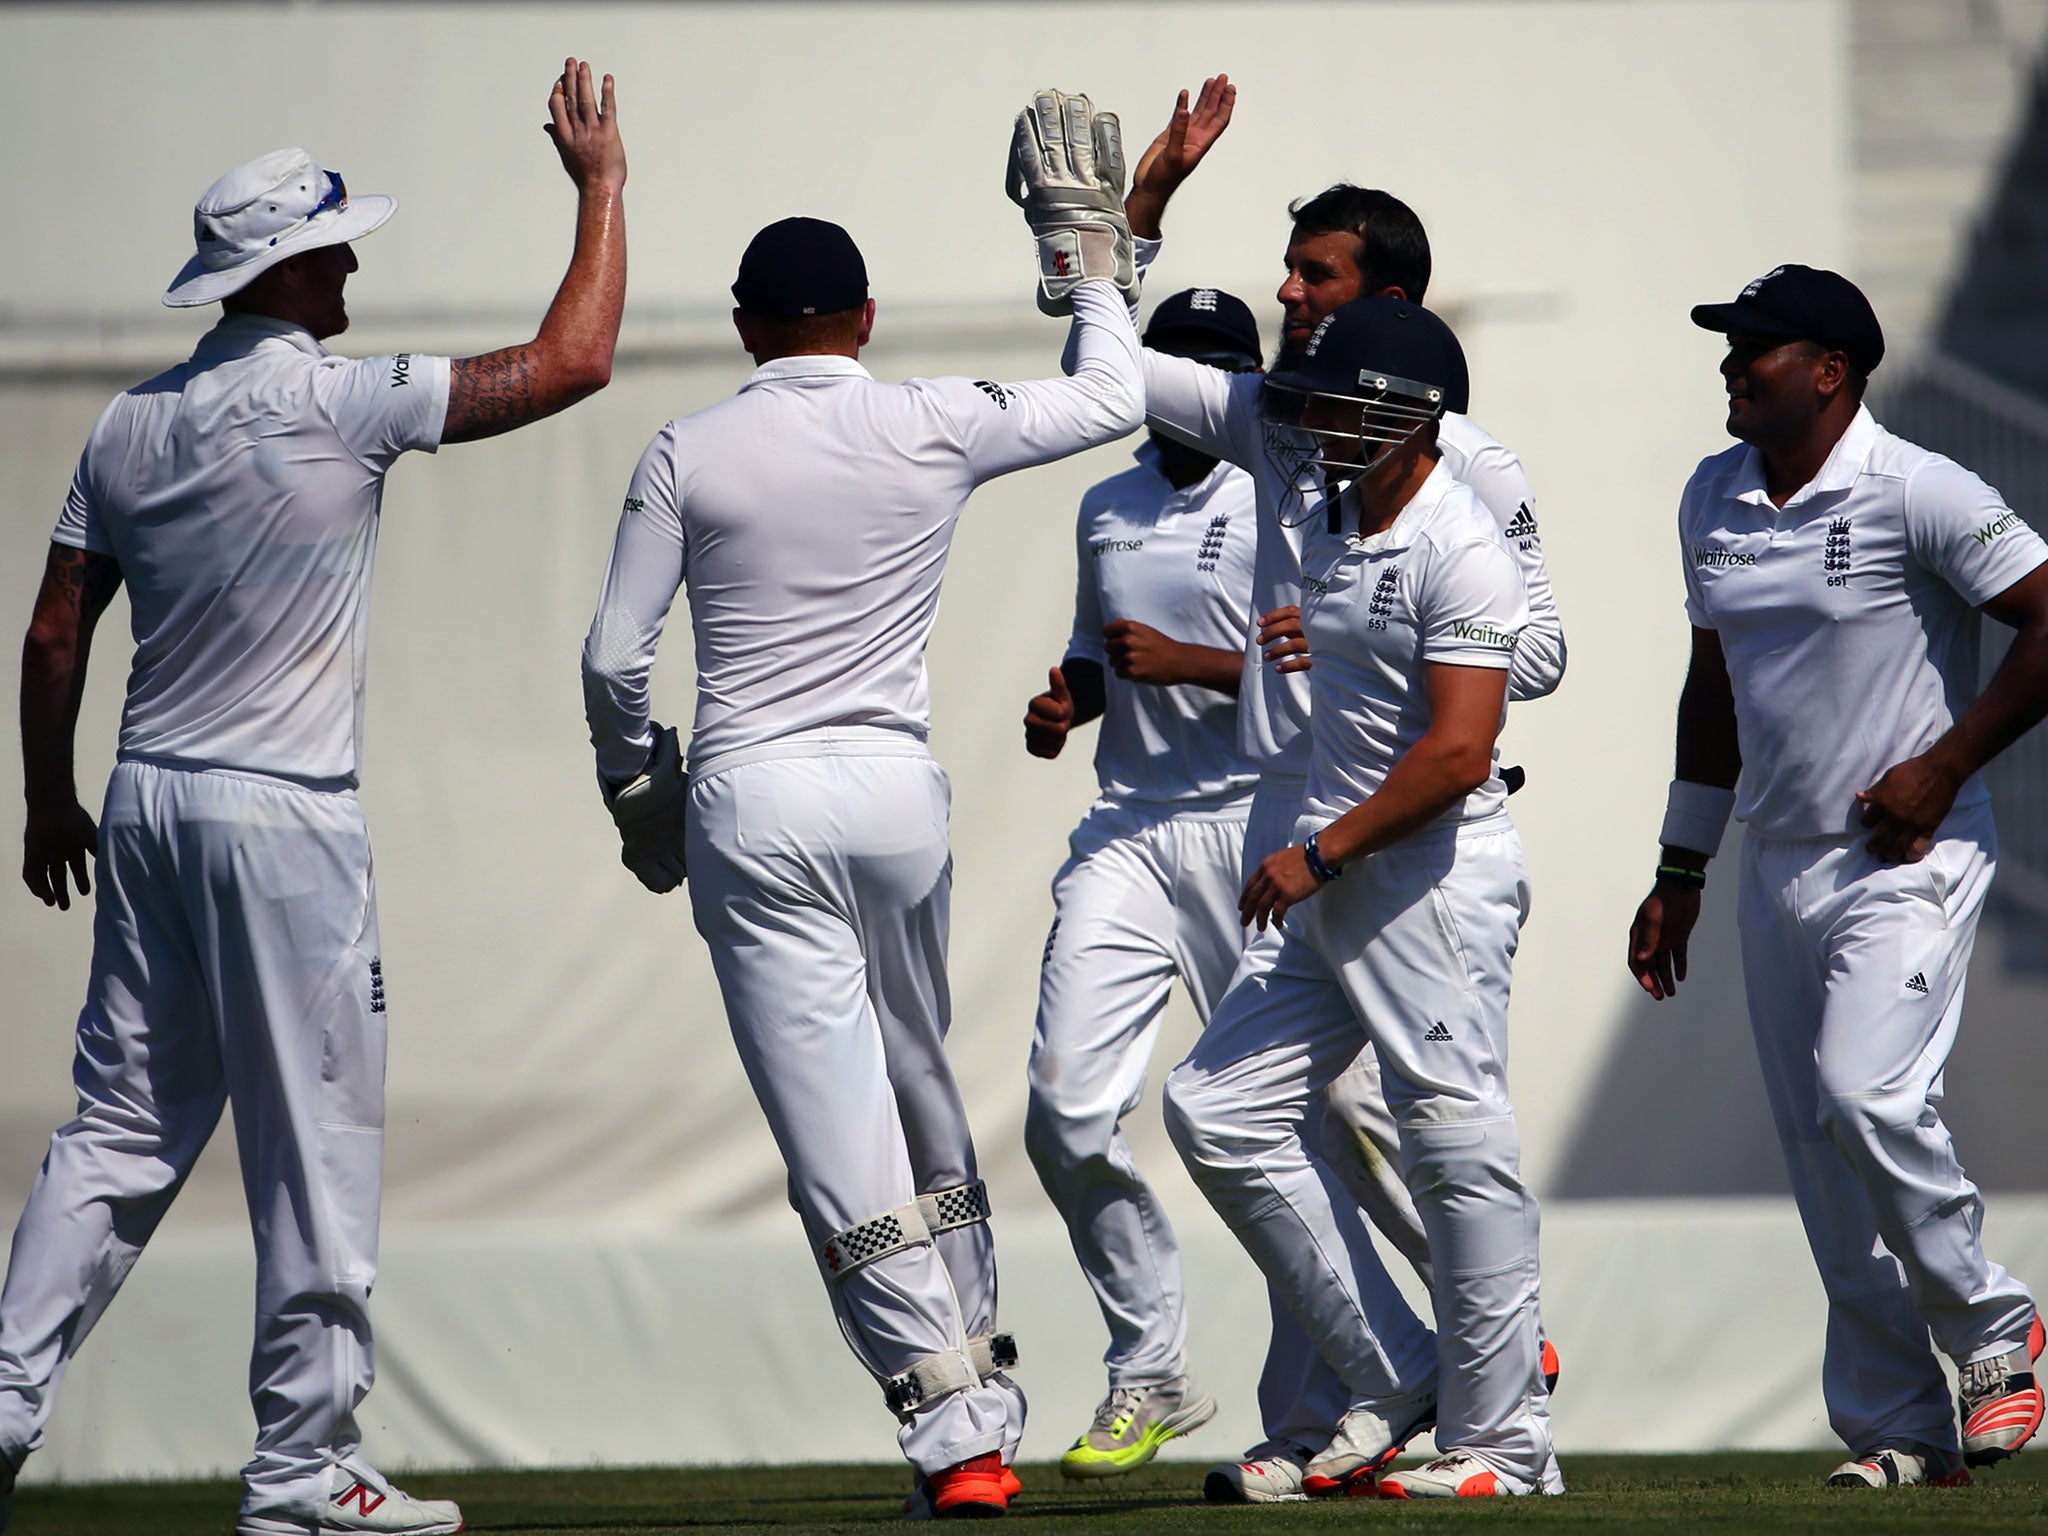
[{"xmin": 4, "ymin": 0, "xmax": 2045, "ymax": 1480}]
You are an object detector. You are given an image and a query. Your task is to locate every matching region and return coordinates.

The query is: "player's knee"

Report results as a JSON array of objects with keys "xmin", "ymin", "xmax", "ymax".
[
  {"xmin": 1023, "ymin": 1088, "xmax": 1106, "ymax": 1181},
  {"xmin": 1162, "ymin": 1064, "xmax": 1244, "ymax": 1175},
  {"xmin": 1813, "ymin": 1080, "xmax": 1923, "ymax": 1156}
]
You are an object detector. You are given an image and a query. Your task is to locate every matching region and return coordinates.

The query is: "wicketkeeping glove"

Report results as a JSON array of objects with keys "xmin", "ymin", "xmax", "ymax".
[
  {"xmin": 1007, "ymin": 88, "xmax": 1138, "ymax": 317},
  {"xmin": 602, "ymin": 723, "xmax": 687, "ymax": 894}
]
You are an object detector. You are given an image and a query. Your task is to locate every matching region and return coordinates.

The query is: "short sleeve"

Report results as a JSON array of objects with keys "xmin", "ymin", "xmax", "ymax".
[
  {"xmin": 1066, "ymin": 500, "xmax": 1107, "ymax": 666},
  {"xmin": 51, "ymin": 448, "xmax": 111, "ymax": 553},
  {"xmin": 1678, "ymin": 484, "xmax": 1713, "ymax": 629},
  {"xmin": 1904, "ymin": 455, "xmax": 2048, "ymax": 606},
  {"xmin": 317, "ymin": 352, "xmax": 453, "ymax": 471},
  {"xmin": 1417, "ymin": 537, "xmax": 1527, "ymax": 670}
]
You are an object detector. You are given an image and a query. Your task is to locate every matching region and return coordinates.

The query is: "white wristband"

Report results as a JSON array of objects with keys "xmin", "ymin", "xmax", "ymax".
[{"xmin": 1661, "ymin": 779, "xmax": 1736, "ymax": 857}]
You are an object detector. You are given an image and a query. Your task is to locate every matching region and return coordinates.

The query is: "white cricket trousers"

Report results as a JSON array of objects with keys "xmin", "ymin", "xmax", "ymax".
[
  {"xmin": 1739, "ymin": 800, "xmax": 2037, "ymax": 1457},
  {"xmin": 1024, "ymin": 797, "xmax": 1250, "ymax": 1387},
  {"xmin": 1236, "ymin": 772, "xmax": 1432, "ymax": 1452},
  {"xmin": 1165, "ymin": 818, "xmax": 1554, "ymax": 1488},
  {"xmin": 0, "ymin": 760, "xmax": 386, "ymax": 1519},
  {"xmin": 685, "ymin": 732, "xmax": 1021, "ymax": 1475}
]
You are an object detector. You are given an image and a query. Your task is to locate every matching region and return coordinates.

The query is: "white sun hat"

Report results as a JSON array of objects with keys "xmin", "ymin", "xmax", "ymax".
[{"xmin": 163, "ymin": 148, "xmax": 395, "ymax": 308}]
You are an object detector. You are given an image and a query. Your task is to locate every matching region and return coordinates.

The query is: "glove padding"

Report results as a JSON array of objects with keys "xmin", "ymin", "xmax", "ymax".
[
  {"xmin": 603, "ymin": 724, "xmax": 688, "ymax": 894},
  {"xmin": 1007, "ymin": 89, "xmax": 1137, "ymax": 317}
]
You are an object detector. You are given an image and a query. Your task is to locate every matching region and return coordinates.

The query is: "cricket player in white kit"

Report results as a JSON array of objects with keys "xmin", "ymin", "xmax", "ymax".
[
  {"xmin": 1164, "ymin": 296, "xmax": 1554, "ymax": 1500},
  {"xmin": 1106, "ymin": 78, "xmax": 1566, "ymax": 1501},
  {"xmin": 3, "ymin": 63, "xmax": 626, "ymax": 1536},
  {"xmin": 1018, "ymin": 288, "xmax": 1263, "ymax": 1478},
  {"xmin": 1630, "ymin": 265, "xmax": 2048, "ymax": 1490},
  {"xmin": 579, "ymin": 93, "xmax": 1142, "ymax": 1521}
]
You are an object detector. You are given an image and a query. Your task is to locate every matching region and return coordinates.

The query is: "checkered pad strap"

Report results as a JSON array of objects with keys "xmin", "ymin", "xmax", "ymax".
[
  {"xmin": 820, "ymin": 1201, "xmax": 932, "ymax": 1281},
  {"xmin": 917, "ymin": 1180, "xmax": 991, "ymax": 1235},
  {"xmin": 883, "ymin": 1348, "xmax": 980, "ymax": 1416},
  {"xmin": 968, "ymin": 1331, "xmax": 1019, "ymax": 1378}
]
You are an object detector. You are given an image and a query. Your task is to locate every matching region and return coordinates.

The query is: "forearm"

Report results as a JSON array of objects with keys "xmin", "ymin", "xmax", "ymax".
[
  {"xmin": 1314, "ymin": 732, "xmax": 1495, "ymax": 867},
  {"xmin": 582, "ymin": 515, "xmax": 680, "ymax": 783},
  {"xmin": 581, "ymin": 645, "xmax": 657, "ymax": 785},
  {"xmin": 1064, "ymin": 657, "xmax": 1107, "ymax": 727},
  {"xmin": 1064, "ymin": 283, "xmax": 1144, "ymax": 432},
  {"xmin": 1926, "ymin": 620, "xmax": 2048, "ymax": 783},
  {"xmin": 1675, "ymin": 666, "xmax": 1741, "ymax": 791},
  {"xmin": 538, "ymin": 179, "xmax": 627, "ymax": 398},
  {"xmin": 20, "ymin": 630, "xmax": 86, "ymax": 807},
  {"xmin": 1171, "ymin": 642, "xmax": 1242, "ymax": 696}
]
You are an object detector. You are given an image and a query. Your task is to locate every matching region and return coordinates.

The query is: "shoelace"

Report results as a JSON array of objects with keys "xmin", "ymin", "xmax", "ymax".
[
  {"xmin": 1960, "ymin": 1352, "xmax": 2014, "ymax": 1402},
  {"xmin": 1092, "ymin": 1386, "xmax": 1146, "ymax": 1433},
  {"xmin": 1420, "ymin": 1451, "xmax": 1484, "ymax": 1475}
]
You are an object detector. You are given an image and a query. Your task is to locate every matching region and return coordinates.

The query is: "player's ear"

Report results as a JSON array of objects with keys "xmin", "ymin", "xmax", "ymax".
[
  {"xmin": 1815, "ymin": 346, "xmax": 1850, "ymax": 404},
  {"xmin": 856, "ymin": 298, "xmax": 877, "ymax": 350},
  {"xmin": 732, "ymin": 308, "xmax": 756, "ymax": 356}
]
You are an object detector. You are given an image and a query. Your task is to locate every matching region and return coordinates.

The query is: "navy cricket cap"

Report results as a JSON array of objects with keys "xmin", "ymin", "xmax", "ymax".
[
  {"xmin": 731, "ymin": 217, "xmax": 869, "ymax": 317},
  {"xmin": 1690, "ymin": 264, "xmax": 1885, "ymax": 375},
  {"xmin": 1144, "ymin": 287, "xmax": 1263, "ymax": 368},
  {"xmin": 1265, "ymin": 295, "xmax": 1466, "ymax": 406}
]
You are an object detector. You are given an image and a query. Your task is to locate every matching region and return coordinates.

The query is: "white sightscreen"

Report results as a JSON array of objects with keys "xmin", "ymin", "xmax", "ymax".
[{"xmin": 3, "ymin": 0, "xmax": 2044, "ymax": 1483}]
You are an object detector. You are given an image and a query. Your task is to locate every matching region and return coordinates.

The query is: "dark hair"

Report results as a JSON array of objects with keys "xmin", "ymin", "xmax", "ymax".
[
  {"xmin": 739, "ymin": 306, "xmax": 865, "ymax": 356},
  {"xmin": 1288, "ymin": 184, "xmax": 1432, "ymax": 304}
]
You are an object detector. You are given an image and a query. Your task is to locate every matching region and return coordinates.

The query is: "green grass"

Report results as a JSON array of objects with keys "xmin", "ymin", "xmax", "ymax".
[{"xmin": 10, "ymin": 1454, "xmax": 2048, "ymax": 1535}]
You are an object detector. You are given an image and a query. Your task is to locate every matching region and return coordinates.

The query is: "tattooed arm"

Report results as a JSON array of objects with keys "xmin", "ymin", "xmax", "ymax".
[
  {"xmin": 443, "ymin": 57, "xmax": 628, "ymax": 445},
  {"xmin": 21, "ymin": 543, "xmax": 123, "ymax": 909}
]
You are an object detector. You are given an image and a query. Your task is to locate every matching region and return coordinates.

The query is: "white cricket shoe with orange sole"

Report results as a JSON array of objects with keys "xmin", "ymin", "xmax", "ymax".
[
  {"xmin": 1378, "ymin": 1450, "xmax": 1520, "ymax": 1499},
  {"xmin": 1961, "ymin": 1314, "xmax": 2045, "ymax": 1468}
]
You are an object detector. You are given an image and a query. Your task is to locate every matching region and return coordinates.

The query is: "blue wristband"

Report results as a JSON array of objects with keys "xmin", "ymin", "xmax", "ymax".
[{"xmin": 1304, "ymin": 830, "xmax": 1343, "ymax": 883}]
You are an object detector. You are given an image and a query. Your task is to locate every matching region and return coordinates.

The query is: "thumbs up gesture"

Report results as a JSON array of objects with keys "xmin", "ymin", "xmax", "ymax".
[{"xmin": 1024, "ymin": 665, "xmax": 1077, "ymax": 759}]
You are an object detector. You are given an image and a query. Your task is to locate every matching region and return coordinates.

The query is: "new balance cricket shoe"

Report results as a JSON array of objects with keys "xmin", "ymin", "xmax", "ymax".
[
  {"xmin": 1203, "ymin": 1439, "xmax": 1315, "ymax": 1504},
  {"xmin": 1300, "ymin": 1386, "xmax": 1438, "ymax": 1497},
  {"xmin": 1059, "ymin": 1377, "xmax": 1217, "ymax": 1479},
  {"xmin": 903, "ymin": 1453, "xmax": 1010, "ymax": 1520},
  {"xmin": 1378, "ymin": 1450, "xmax": 1518, "ymax": 1499},
  {"xmin": 1961, "ymin": 1314, "xmax": 2045, "ymax": 1466},
  {"xmin": 1826, "ymin": 1447, "xmax": 1970, "ymax": 1488},
  {"xmin": 236, "ymin": 1459, "xmax": 463, "ymax": 1536}
]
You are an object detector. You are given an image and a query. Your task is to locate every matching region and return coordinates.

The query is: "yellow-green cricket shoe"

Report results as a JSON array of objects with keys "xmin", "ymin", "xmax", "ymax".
[{"xmin": 1058, "ymin": 1378, "xmax": 1217, "ymax": 1479}]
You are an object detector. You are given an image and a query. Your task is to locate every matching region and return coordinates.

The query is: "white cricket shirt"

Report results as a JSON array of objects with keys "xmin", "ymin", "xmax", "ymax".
[
  {"xmin": 1297, "ymin": 463, "xmax": 1528, "ymax": 831},
  {"xmin": 51, "ymin": 314, "xmax": 449, "ymax": 787},
  {"xmin": 1127, "ymin": 237, "xmax": 1566, "ymax": 778},
  {"xmin": 583, "ymin": 282, "xmax": 1143, "ymax": 781},
  {"xmin": 1064, "ymin": 441, "xmax": 1260, "ymax": 806},
  {"xmin": 1680, "ymin": 405, "xmax": 2048, "ymax": 839}
]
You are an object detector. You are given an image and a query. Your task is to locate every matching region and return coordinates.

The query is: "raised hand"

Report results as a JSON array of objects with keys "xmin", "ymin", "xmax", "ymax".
[
  {"xmin": 545, "ymin": 57, "xmax": 626, "ymax": 193},
  {"xmin": 1126, "ymin": 74, "xmax": 1237, "ymax": 239},
  {"xmin": 1025, "ymin": 666, "xmax": 1076, "ymax": 758}
]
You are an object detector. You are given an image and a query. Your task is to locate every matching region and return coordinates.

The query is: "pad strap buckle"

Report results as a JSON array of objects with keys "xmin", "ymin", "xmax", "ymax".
[
  {"xmin": 882, "ymin": 1348, "xmax": 979, "ymax": 1416},
  {"xmin": 969, "ymin": 1331, "xmax": 1018, "ymax": 1377}
]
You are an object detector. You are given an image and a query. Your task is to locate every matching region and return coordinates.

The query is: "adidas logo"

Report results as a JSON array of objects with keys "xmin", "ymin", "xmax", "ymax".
[
  {"xmin": 1905, "ymin": 972, "xmax": 1929, "ymax": 995},
  {"xmin": 1506, "ymin": 503, "xmax": 1538, "ymax": 540},
  {"xmin": 1424, "ymin": 1021, "xmax": 1453, "ymax": 1042}
]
